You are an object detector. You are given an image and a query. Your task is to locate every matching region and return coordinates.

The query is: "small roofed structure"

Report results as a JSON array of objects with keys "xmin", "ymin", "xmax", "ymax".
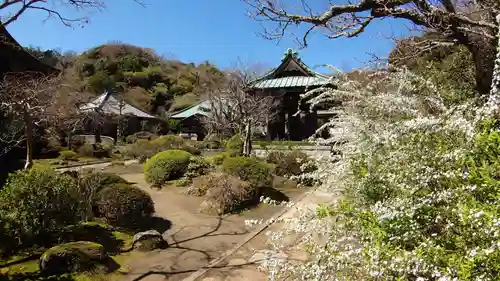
[
  {"xmin": 169, "ymin": 100, "xmax": 216, "ymax": 140},
  {"xmin": 79, "ymin": 92, "xmax": 160, "ymax": 142},
  {"xmin": 248, "ymin": 48, "xmax": 334, "ymax": 140}
]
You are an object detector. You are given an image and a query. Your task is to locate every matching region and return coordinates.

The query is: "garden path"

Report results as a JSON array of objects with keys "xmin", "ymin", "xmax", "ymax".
[
  {"xmin": 187, "ymin": 189, "xmax": 342, "ymax": 281},
  {"xmin": 115, "ymin": 173, "xmax": 283, "ymax": 281}
]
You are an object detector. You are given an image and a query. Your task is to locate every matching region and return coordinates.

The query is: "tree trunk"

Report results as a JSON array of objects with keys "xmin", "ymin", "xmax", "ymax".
[
  {"xmin": 242, "ymin": 119, "xmax": 252, "ymax": 156},
  {"xmin": 466, "ymin": 34, "xmax": 497, "ymax": 97},
  {"xmin": 23, "ymin": 109, "xmax": 33, "ymax": 170}
]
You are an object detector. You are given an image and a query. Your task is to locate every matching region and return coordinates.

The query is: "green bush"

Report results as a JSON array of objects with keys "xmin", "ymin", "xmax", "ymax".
[
  {"xmin": 222, "ymin": 156, "xmax": 273, "ymax": 190},
  {"xmin": 225, "ymin": 134, "xmax": 243, "ymax": 156},
  {"xmin": 122, "ymin": 135, "xmax": 199, "ymax": 162},
  {"xmin": 144, "ymin": 149, "xmax": 192, "ymax": 185},
  {"xmin": 59, "ymin": 150, "xmax": 77, "ymax": 161},
  {"xmin": 77, "ymin": 143, "xmax": 112, "ymax": 158},
  {"xmin": 0, "ymin": 167, "xmax": 86, "ymax": 249},
  {"xmin": 195, "ymin": 140, "xmax": 222, "ymax": 149},
  {"xmin": 209, "ymin": 153, "xmax": 228, "ymax": 166},
  {"xmin": 95, "ymin": 183, "xmax": 155, "ymax": 228},
  {"xmin": 184, "ymin": 156, "xmax": 212, "ymax": 179}
]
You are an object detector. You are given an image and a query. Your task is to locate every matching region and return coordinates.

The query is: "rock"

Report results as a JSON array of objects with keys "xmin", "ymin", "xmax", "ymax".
[
  {"xmin": 39, "ymin": 241, "xmax": 107, "ymax": 274},
  {"xmin": 132, "ymin": 230, "xmax": 168, "ymax": 251}
]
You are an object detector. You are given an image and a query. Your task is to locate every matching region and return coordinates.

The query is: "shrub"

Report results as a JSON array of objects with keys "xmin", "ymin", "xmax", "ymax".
[
  {"xmin": 59, "ymin": 150, "xmax": 77, "ymax": 161},
  {"xmin": 122, "ymin": 135, "xmax": 199, "ymax": 162},
  {"xmin": 184, "ymin": 156, "xmax": 212, "ymax": 179},
  {"xmin": 207, "ymin": 152, "xmax": 228, "ymax": 166},
  {"xmin": 198, "ymin": 174, "xmax": 255, "ymax": 215},
  {"xmin": 125, "ymin": 134, "xmax": 138, "ymax": 144},
  {"xmin": 225, "ymin": 134, "xmax": 243, "ymax": 156},
  {"xmin": 0, "ymin": 167, "xmax": 86, "ymax": 248},
  {"xmin": 144, "ymin": 149, "xmax": 192, "ymax": 185},
  {"xmin": 195, "ymin": 140, "xmax": 222, "ymax": 149},
  {"xmin": 222, "ymin": 156, "xmax": 273, "ymax": 190},
  {"xmin": 266, "ymin": 150, "xmax": 314, "ymax": 177},
  {"xmin": 95, "ymin": 183, "xmax": 155, "ymax": 228}
]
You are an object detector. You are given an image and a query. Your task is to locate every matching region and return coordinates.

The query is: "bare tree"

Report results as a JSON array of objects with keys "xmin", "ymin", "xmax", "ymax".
[
  {"xmin": 203, "ymin": 63, "xmax": 280, "ymax": 156},
  {"xmin": 0, "ymin": 72, "xmax": 88, "ymax": 169},
  {"xmin": 0, "ymin": 0, "xmax": 145, "ymax": 27},
  {"xmin": 243, "ymin": 0, "xmax": 500, "ymax": 96}
]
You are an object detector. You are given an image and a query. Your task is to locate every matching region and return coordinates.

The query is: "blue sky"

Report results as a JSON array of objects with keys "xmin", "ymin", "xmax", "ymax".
[{"xmin": 4, "ymin": 0, "xmax": 416, "ymax": 72}]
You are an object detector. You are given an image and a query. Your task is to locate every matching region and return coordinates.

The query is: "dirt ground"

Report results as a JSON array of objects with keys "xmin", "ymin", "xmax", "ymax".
[{"xmin": 99, "ymin": 164, "xmax": 306, "ymax": 281}]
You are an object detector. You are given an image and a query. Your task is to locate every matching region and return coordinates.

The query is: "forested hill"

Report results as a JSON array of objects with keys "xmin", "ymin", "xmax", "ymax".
[{"xmin": 25, "ymin": 44, "xmax": 227, "ymax": 116}]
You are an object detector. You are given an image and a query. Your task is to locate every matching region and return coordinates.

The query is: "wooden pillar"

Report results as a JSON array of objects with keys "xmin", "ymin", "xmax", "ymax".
[{"xmin": 302, "ymin": 110, "xmax": 318, "ymax": 139}]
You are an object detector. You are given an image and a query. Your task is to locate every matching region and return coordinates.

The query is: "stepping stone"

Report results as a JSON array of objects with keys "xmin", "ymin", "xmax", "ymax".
[
  {"xmin": 249, "ymin": 250, "xmax": 288, "ymax": 265},
  {"xmin": 227, "ymin": 258, "xmax": 247, "ymax": 266}
]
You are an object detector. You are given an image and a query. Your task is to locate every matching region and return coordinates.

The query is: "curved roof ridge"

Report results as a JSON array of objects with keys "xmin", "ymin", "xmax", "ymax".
[{"xmin": 248, "ymin": 48, "xmax": 330, "ymax": 86}]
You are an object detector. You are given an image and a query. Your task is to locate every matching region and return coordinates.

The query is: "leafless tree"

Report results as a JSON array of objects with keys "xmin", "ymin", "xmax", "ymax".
[
  {"xmin": 0, "ymin": 72, "xmax": 90, "ymax": 169},
  {"xmin": 243, "ymin": 0, "xmax": 500, "ymax": 96},
  {"xmin": 203, "ymin": 62, "xmax": 280, "ymax": 156},
  {"xmin": 0, "ymin": 0, "xmax": 146, "ymax": 27}
]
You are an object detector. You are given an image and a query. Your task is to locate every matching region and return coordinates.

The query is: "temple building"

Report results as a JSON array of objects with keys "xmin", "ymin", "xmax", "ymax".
[
  {"xmin": 248, "ymin": 49, "xmax": 334, "ymax": 140},
  {"xmin": 171, "ymin": 49, "xmax": 335, "ymax": 141}
]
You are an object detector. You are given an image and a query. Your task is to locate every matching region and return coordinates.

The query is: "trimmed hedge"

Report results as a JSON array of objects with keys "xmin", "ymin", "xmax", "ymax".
[{"xmin": 144, "ymin": 149, "xmax": 192, "ymax": 185}]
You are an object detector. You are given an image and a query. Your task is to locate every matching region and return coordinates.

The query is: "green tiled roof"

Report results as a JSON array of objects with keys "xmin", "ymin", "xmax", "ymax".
[
  {"xmin": 248, "ymin": 48, "xmax": 332, "ymax": 89},
  {"xmin": 252, "ymin": 76, "xmax": 329, "ymax": 89},
  {"xmin": 170, "ymin": 100, "xmax": 211, "ymax": 119}
]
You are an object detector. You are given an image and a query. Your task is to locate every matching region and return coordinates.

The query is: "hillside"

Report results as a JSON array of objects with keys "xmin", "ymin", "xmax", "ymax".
[{"xmin": 26, "ymin": 44, "xmax": 227, "ymax": 116}]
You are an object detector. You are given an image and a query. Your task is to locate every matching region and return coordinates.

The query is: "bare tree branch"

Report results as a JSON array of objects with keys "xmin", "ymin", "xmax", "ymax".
[
  {"xmin": 203, "ymin": 62, "xmax": 280, "ymax": 155},
  {"xmin": 1, "ymin": 0, "xmax": 147, "ymax": 26},
  {"xmin": 242, "ymin": 0, "xmax": 499, "ymax": 95}
]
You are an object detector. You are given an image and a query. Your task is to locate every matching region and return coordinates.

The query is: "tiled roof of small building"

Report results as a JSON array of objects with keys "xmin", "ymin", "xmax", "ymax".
[
  {"xmin": 80, "ymin": 92, "xmax": 157, "ymax": 119},
  {"xmin": 170, "ymin": 100, "xmax": 212, "ymax": 119}
]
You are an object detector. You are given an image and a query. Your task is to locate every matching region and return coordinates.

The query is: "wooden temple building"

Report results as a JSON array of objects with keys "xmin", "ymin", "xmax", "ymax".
[{"xmin": 171, "ymin": 49, "xmax": 334, "ymax": 141}]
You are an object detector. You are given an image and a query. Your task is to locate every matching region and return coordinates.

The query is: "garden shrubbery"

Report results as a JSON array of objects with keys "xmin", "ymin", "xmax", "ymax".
[
  {"xmin": 0, "ymin": 167, "xmax": 154, "ymax": 256},
  {"xmin": 95, "ymin": 183, "xmax": 155, "ymax": 229},
  {"xmin": 261, "ymin": 61, "xmax": 500, "ymax": 280},
  {"xmin": 144, "ymin": 149, "xmax": 192, "ymax": 185},
  {"xmin": 197, "ymin": 174, "xmax": 255, "ymax": 215},
  {"xmin": 122, "ymin": 134, "xmax": 199, "ymax": 163},
  {"xmin": 222, "ymin": 156, "xmax": 273, "ymax": 190},
  {"xmin": 266, "ymin": 150, "xmax": 312, "ymax": 176},
  {"xmin": 0, "ymin": 167, "xmax": 87, "ymax": 252},
  {"xmin": 59, "ymin": 150, "xmax": 77, "ymax": 161},
  {"xmin": 225, "ymin": 134, "xmax": 243, "ymax": 156}
]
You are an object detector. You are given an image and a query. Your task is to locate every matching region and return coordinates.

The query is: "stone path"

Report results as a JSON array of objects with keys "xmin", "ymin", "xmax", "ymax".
[
  {"xmin": 56, "ymin": 159, "xmax": 138, "ymax": 172},
  {"xmin": 185, "ymin": 189, "xmax": 341, "ymax": 281}
]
